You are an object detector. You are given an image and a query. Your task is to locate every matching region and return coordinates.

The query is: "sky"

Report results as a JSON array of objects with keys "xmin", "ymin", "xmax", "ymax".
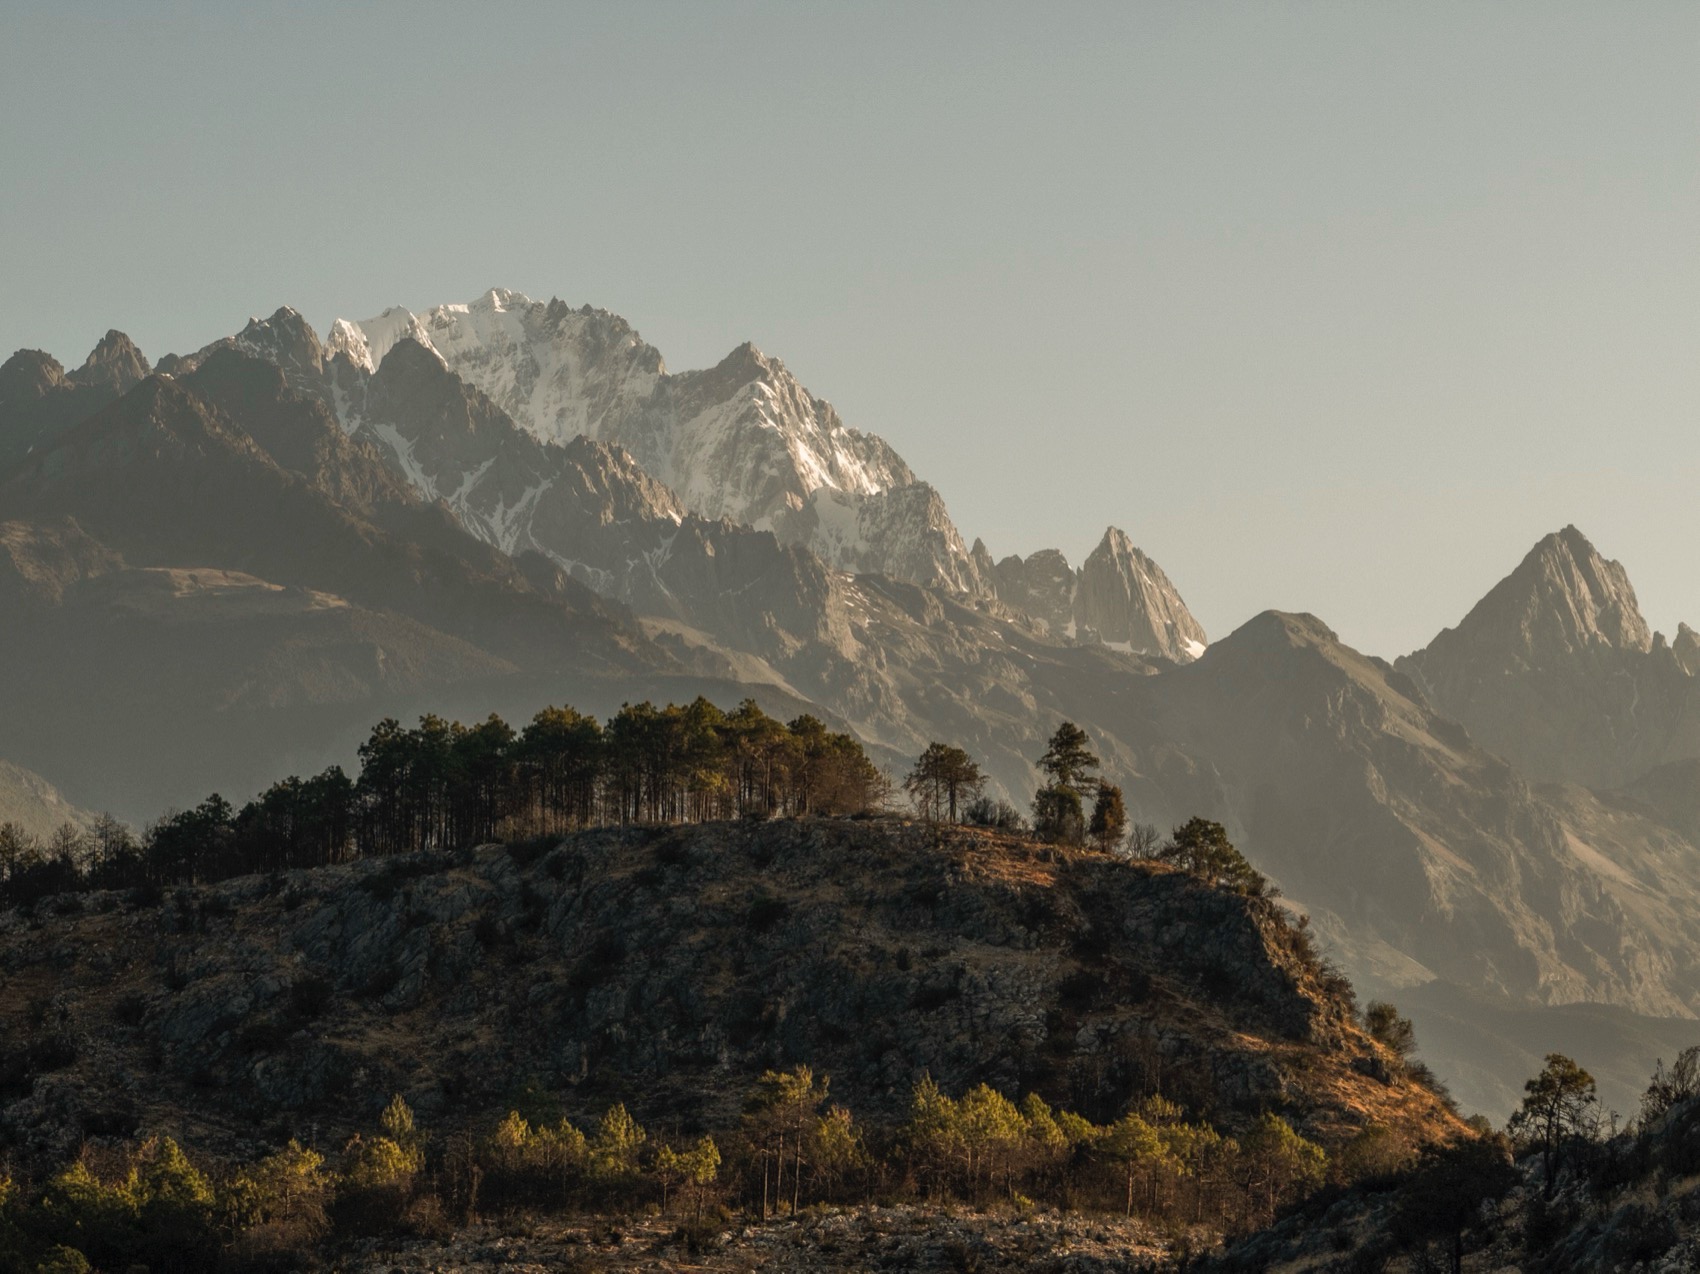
[{"xmin": 2, "ymin": 2, "xmax": 1696, "ymax": 659}]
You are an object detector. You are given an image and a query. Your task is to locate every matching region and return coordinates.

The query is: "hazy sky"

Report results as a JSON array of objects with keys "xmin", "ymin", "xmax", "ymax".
[{"xmin": 3, "ymin": 2, "xmax": 1695, "ymax": 658}]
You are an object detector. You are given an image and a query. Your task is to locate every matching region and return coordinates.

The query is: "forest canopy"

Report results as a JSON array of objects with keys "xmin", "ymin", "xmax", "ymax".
[{"xmin": 0, "ymin": 698, "xmax": 887, "ymax": 902}]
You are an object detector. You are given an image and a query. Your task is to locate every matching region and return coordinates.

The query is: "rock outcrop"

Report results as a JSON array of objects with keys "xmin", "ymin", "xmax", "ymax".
[
  {"xmin": 1077, "ymin": 528, "xmax": 1208, "ymax": 660},
  {"xmin": 991, "ymin": 528, "xmax": 1207, "ymax": 662}
]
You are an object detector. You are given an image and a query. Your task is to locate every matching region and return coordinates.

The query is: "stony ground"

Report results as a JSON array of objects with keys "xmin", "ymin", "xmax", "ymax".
[{"xmin": 335, "ymin": 1205, "xmax": 1177, "ymax": 1272}]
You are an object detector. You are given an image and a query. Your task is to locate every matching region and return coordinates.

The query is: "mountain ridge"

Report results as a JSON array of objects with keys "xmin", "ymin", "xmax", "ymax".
[{"xmin": 1399, "ymin": 525, "xmax": 1700, "ymax": 788}]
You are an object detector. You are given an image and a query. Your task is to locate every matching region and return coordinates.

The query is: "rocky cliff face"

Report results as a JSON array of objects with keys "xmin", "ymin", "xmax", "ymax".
[
  {"xmin": 326, "ymin": 290, "xmax": 987, "ymax": 592},
  {"xmin": 1078, "ymin": 528, "xmax": 1208, "ymax": 660},
  {"xmin": 992, "ymin": 548, "xmax": 1078, "ymax": 636},
  {"xmin": 784, "ymin": 480, "xmax": 988, "ymax": 596},
  {"xmin": 357, "ymin": 337, "xmax": 685, "ymax": 560},
  {"xmin": 0, "ymin": 819, "xmax": 1459, "ymax": 1171},
  {"xmin": 1398, "ymin": 526, "xmax": 1700, "ymax": 788},
  {"xmin": 991, "ymin": 529, "xmax": 1207, "ymax": 662}
]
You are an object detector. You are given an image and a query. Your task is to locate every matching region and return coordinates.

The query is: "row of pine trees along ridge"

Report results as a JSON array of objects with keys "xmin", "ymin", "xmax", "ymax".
[{"xmin": 0, "ymin": 710, "xmax": 1265, "ymax": 904}]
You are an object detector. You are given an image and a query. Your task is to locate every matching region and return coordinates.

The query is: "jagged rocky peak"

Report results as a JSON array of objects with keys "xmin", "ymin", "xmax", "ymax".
[
  {"xmin": 70, "ymin": 329, "xmax": 150, "ymax": 394},
  {"xmin": 162, "ymin": 306, "xmax": 331, "ymax": 409},
  {"xmin": 0, "ymin": 349, "xmax": 68, "ymax": 405},
  {"xmin": 327, "ymin": 306, "xmax": 437, "ymax": 375},
  {"xmin": 1420, "ymin": 525, "xmax": 1652, "ymax": 669},
  {"xmin": 1674, "ymin": 623, "xmax": 1700, "ymax": 677},
  {"xmin": 333, "ymin": 288, "xmax": 662, "ymax": 444},
  {"xmin": 371, "ymin": 333, "xmax": 452, "ymax": 385},
  {"xmin": 1395, "ymin": 527, "xmax": 1700, "ymax": 790},
  {"xmin": 327, "ymin": 287, "xmax": 980, "ymax": 593},
  {"xmin": 231, "ymin": 306, "xmax": 327, "ymax": 382},
  {"xmin": 556, "ymin": 435, "xmax": 686, "ymax": 526},
  {"xmin": 991, "ymin": 549, "xmax": 1078, "ymax": 637},
  {"xmin": 1077, "ymin": 526, "xmax": 1207, "ymax": 661},
  {"xmin": 988, "ymin": 531, "xmax": 1206, "ymax": 661},
  {"xmin": 2, "ymin": 339, "xmax": 154, "ymax": 469},
  {"xmin": 2, "ymin": 331, "xmax": 149, "ymax": 408}
]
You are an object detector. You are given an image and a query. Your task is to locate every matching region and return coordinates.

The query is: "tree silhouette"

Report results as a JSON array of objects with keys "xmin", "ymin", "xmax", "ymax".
[
  {"xmin": 1508, "ymin": 1053, "xmax": 1598, "ymax": 1197},
  {"xmin": 904, "ymin": 743, "xmax": 985, "ymax": 823},
  {"xmin": 1088, "ymin": 783, "xmax": 1128, "ymax": 853},
  {"xmin": 1156, "ymin": 818, "xmax": 1265, "ymax": 895}
]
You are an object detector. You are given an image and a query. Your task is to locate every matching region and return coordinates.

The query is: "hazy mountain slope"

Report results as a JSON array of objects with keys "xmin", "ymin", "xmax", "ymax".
[
  {"xmin": 1128, "ymin": 611, "xmax": 1700, "ymax": 1018},
  {"xmin": 0, "ymin": 373, "xmax": 659, "ymax": 679},
  {"xmin": 1391, "ymin": 980, "xmax": 1700, "ymax": 1120},
  {"xmin": 0, "ymin": 759, "xmax": 94, "ymax": 840},
  {"xmin": 1398, "ymin": 526, "xmax": 1700, "ymax": 788},
  {"xmin": 0, "ymin": 512, "xmax": 843, "ymax": 822},
  {"xmin": 0, "ymin": 513, "xmax": 523, "ymax": 816}
]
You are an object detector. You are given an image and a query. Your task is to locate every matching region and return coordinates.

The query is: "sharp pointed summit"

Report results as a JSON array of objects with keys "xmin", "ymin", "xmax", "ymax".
[
  {"xmin": 1398, "ymin": 528, "xmax": 1700, "ymax": 787},
  {"xmin": 70, "ymin": 329, "xmax": 151, "ymax": 395},
  {"xmin": 1078, "ymin": 526, "xmax": 1208, "ymax": 661},
  {"xmin": 989, "ymin": 528, "xmax": 1206, "ymax": 661},
  {"xmin": 1453, "ymin": 525, "xmax": 1651, "ymax": 663}
]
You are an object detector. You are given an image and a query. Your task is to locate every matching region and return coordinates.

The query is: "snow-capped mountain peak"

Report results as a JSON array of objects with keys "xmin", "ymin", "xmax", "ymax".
[
  {"xmin": 327, "ymin": 307, "xmax": 437, "ymax": 375},
  {"xmin": 328, "ymin": 289, "xmax": 983, "ymax": 594}
]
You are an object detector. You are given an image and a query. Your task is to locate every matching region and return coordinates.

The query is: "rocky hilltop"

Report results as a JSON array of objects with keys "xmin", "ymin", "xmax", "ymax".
[{"xmin": 0, "ymin": 818, "xmax": 1459, "ymax": 1173}]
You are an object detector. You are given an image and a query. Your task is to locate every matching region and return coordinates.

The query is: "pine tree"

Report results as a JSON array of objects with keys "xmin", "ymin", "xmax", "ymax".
[
  {"xmin": 1088, "ymin": 783, "xmax": 1128, "ymax": 853},
  {"xmin": 1033, "ymin": 723, "xmax": 1099, "ymax": 845},
  {"xmin": 904, "ymin": 743, "xmax": 985, "ymax": 823},
  {"xmin": 1507, "ymin": 1053, "xmax": 1598, "ymax": 1197},
  {"xmin": 1037, "ymin": 722, "xmax": 1098, "ymax": 790},
  {"xmin": 1156, "ymin": 817, "xmax": 1266, "ymax": 894}
]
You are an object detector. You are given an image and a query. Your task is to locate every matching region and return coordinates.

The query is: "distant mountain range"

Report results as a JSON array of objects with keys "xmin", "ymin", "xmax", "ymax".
[{"xmin": 4, "ymin": 288, "xmax": 1699, "ymax": 1118}]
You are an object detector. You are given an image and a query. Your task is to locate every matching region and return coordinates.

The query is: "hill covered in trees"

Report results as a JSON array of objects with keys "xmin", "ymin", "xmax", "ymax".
[
  {"xmin": 0, "ymin": 696, "xmax": 883, "ymax": 906},
  {"xmin": 0, "ymin": 811, "xmax": 1464, "ymax": 1269}
]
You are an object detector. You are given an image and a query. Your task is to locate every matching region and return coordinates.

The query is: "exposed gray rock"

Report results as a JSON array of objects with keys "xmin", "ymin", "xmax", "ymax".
[
  {"xmin": 991, "ymin": 529, "xmax": 1207, "ymax": 663},
  {"xmin": 1398, "ymin": 526, "xmax": 1700, "ymax": 788}
]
